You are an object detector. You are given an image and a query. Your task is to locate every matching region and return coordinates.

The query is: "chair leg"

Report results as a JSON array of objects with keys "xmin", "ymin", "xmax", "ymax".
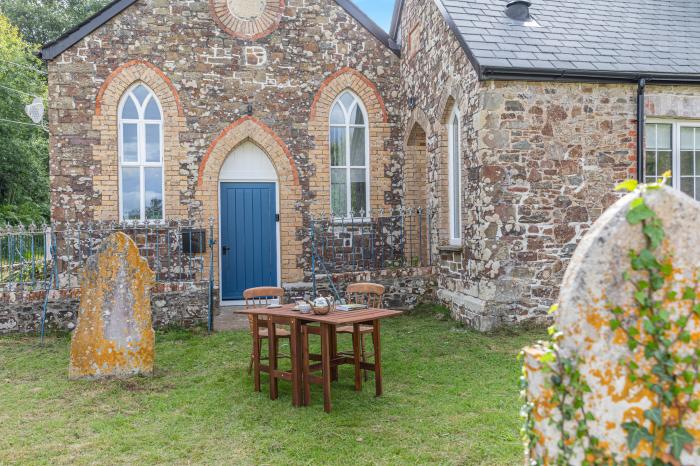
[
  {"xmin": 361, "ymin": 332, "xmax": 368, "ymax": 382},
  {"xmin": 302, "ymin": 325, "xmax": 311, "ymax": 406}
]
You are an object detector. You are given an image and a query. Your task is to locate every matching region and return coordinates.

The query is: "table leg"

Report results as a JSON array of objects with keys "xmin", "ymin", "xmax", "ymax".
[
  {"xmin": 352, "ymin": 323, "xmax": 362, "ymax": 391},
  {"xmin": 321, "ymin": 323, "xmax": 332, "ymax": 413},
  {"xmin": 372, "ymin": 319, "xmax": 382, "ymax": 397},
  {"xmin": 252, "ymin": 316, "xmax": 261, "ymax": 392},
  {"xmin": 290, "ymin": 318, "xmax": 301, "ymax": 407},
  {"xmin": 330, "ymin": 324, "xmax": 339, "ymax": 382},
  {"xmin": 268, "ymin": 318, "xmax": 278, "ymax": 400},
  {"xmin": 301, "ymin": 324, "xmax": 311, "ymax": 406}
]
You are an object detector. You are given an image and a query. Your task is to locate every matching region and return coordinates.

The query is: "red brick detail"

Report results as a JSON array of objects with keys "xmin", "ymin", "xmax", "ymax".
[
  {"xmin": 197, "ymin": 115, "xmax": 299, "ymax": 187},
  {"xmin": 208, "ymin": 0, "xmax": 285, "ymax": 40},
  {"xmin": 310, "ymin": 67, "xmax": 388, "ymax": 123},
  {"xmin": 95, "ymin": 60, "xmax": 184, "ymax": 117}
]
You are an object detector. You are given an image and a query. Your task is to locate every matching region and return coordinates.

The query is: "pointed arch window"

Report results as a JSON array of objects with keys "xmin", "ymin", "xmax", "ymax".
[
  {"xmin": 448, "ymin": 107, "xmax": 462, "ymax": 244},
  {"xmin": 119, "ymin": 84, "xmax": 164, "ymax": 221},
  {"xmin": 329, "ymin": 91, "xmax": 369, "ymax": 218}
]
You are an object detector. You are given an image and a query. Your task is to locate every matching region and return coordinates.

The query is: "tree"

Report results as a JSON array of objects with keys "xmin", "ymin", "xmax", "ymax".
[
  {"xmin": 0, "ymin": 0, "xmax": 110, "ymax": 46},
  {"xmin": 0, "ymin": 13, "xmax": 48, "ymax": 224}
]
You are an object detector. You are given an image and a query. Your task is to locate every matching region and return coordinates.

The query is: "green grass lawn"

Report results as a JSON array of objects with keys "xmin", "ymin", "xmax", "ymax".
[{"xmin": 0, "ymin": 308, "xmax": 544, "ymax": 465}]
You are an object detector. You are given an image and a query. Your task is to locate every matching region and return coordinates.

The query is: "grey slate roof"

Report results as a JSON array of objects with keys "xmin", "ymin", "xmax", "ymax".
[{"xmin": 433, "ymin": 0, "xmax": 700, "ymax": 82}]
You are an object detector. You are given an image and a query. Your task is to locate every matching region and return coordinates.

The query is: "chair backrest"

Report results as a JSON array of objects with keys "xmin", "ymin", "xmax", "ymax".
[
  {"xmin": 243, "ymin": 287, "xmax": 285, "ymax": 308},
  {"xmin": 345, "ymin": 282, "xmax": 385, "ymax": 309},
  {"xmin": 243, "ymin": 287, "xmax": 285, "ymax": 331}
]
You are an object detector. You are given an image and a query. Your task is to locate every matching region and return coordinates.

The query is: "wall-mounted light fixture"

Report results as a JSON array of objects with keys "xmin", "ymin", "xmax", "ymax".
[
  {"xmin": 408, "ymin": 96, "xmax": 416, "ymax": 110},
  {"xmin": 246, "ymin": 103, "xmax": 253, "ymax": 116}
]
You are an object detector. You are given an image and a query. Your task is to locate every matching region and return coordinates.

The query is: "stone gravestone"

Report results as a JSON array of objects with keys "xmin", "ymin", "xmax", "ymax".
[
  {"xmin": 69, "ymin": 232, "xmax": 155, "ymax": 379},
  {"xmin": 522, "ymin": 187, "xmax": 700, "ymax": 464}
]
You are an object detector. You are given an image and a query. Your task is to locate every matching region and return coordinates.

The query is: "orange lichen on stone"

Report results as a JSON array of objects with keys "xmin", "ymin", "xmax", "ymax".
[{"xmin": 69, "ymin": 232, "xmax": 155, "ymax": 379}]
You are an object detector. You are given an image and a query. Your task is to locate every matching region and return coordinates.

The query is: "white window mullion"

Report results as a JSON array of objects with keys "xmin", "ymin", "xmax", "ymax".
[
  {"xmin": 346, "ymin": 122, "xmax": 351, "ymax": 216},
  {"xmin": 673, "ymin": 123, "xmax": 680, "ymax": 191}
]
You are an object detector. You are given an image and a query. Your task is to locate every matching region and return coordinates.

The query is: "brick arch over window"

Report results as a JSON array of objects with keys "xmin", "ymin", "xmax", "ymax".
[
  {"xmin": 91, "ymin": 60, "xmax": 187, "ymax": 221},
  {"xmin": 308, "ymin": 67, "xmax": 392, "ymax": 216},
  {"xmin": 195, "ymin": 116, "xmax": 303, "ymax": 284}
]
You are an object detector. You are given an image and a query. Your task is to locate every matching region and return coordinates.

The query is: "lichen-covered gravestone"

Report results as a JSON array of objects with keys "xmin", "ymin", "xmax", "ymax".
[
  {"xmin": 69, "ymin": 232, "xmax": 155, "ymax": 379},
  {"xmin": 522, "ymin": 186, "xmax": 700, "ymax": 465}
]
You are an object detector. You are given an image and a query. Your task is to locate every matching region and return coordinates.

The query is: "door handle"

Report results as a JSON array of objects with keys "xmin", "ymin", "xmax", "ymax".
[{"xmin": 222, "ymin": 246, "xmax": 230, "ymax": 256}]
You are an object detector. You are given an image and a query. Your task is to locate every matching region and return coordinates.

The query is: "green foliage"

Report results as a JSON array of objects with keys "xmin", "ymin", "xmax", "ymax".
[
  {"xmin": 0, "ymin": 13, "xmax": 48, "ymax": 225},
  {"xmin": 0, "ymin": 0, "xmax": 110, "ymax": 45}
]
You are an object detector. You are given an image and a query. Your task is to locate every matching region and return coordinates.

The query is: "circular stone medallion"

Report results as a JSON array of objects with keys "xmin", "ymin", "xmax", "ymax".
[
  {"xmin": 210, "ymin": 0, "xmax": 285, "ymax": 40},
  {"xmin": 227, "ymin": 0, "xmax": 266, "ymax": 20}
]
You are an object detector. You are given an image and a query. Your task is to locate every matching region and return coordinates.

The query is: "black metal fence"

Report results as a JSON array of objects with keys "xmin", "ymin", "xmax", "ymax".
[
  {"xmin": 0, "ymin": 220, "xmax": 213, "ymax": 293},
  {"xmin": 309, "ymin": 207, "xmax": 433, "ymax": 274}
]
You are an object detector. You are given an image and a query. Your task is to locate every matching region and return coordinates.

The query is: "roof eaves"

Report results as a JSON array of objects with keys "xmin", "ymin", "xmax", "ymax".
[
  {"xmin": 334, "ymin": 0, "xmax": 400, "ymax": 56},
  {"xmin": 389, "ymin": 0, "xmax": 404, "ymax": 41},
  {"xmin": 432, "ymin": 0, "xmax": 482, "ymax": 77},
  {"xmin": 40, "ymin": 0, "xmax": 137, "ymax": 61},
  {"xmin": 481, "ymin": 65, "xmax": 700, "ymax": 85}
]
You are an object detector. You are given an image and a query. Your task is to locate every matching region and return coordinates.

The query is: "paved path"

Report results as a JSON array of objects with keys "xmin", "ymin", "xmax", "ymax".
[{"xmin": 214, "ymin": 306, "xmax": 248, "ymax": 331}]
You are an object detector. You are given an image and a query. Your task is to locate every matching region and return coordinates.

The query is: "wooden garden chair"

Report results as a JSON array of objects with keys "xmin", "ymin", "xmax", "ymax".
[
  {"xmin": 244, "ymin": 287, "xmax": 289, "ymax": 376},
  {"xmin": 336, "ymin": 282, "xmax": 385, "ymax": 383}
]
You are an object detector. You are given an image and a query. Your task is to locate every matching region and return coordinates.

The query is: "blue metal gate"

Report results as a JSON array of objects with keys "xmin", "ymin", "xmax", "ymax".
[{"xmin": 220, "ymin": 182, "xmax": 278, "ymax": 300}]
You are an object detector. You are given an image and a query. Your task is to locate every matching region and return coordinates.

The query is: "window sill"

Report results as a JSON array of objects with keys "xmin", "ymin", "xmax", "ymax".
[{"xmin": 437, "ymin": 244, "xmax": 463, "ymax": 253}]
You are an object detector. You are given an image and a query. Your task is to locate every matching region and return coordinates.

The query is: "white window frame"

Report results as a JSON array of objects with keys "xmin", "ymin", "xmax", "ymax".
[
  {"xmin": 646, "ymin": 118, "xmax": 700, "ymax": 200},
  {"xmin": 117, "ymin": 83, "xmax": 165, "ymax": 222},
  {"xmin": 329, "ymin": 90, "xmax": 370, "ymax": 220},
  {"xmin": 448, "ymin": 106, "xmax": 462, "ymax": 245}
]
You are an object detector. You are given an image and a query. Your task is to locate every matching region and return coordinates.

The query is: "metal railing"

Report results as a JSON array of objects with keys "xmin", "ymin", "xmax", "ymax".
[
  {"xmin": 0, "ymin": 220, "xmax": 213, "ymax": 293},
  {"xmin": 309, "ymin": 207, "xmax": 433, "ymax": 274}
]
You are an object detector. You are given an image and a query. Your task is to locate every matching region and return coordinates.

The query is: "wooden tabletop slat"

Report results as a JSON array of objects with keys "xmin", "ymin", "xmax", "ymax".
[{"xmin": 234, "ymin": 304, "xmax": 402, "ymax": 324}]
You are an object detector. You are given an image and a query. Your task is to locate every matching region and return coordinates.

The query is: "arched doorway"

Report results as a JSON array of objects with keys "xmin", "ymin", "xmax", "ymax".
[{"xmin": 219, "ymin": 141, "xmax": 280, "ymax": 301}]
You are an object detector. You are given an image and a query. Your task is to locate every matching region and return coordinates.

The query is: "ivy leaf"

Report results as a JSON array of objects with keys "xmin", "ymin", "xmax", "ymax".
[
  {"xmin": 643, "ymin": 223, "xmax": 665, "ymax": 249},
  {"xmin": 623, "ymin": 421, "xmax": 653, "ymax": 451},
  {"xmin": 683, "ymin": 287, "xmax": 696, "ymax": 300},
  {"xmin": 627, "ymin": 201, "xmax": 655, "ymax": 225},
  {"xmin": 616, "ymin": 179, "xmax": 639, "ymax": 192},
  {"xmin": 610, "ymin": 319, "xmax": 621, "ymax": 331},
  {"xmin": 689, "ymin": 399, "xmax": 700, "ymax": 412},
  {"xmin": 664, "ymin": 426, "xmax": 694, "ymax": 459},
  {"xmin": 639, "ymin": 249, "xmax": 660, "ymax": 270},
  {"xmin": 643, "ymin": 407, "xmax": 662, "ymax": 425}
]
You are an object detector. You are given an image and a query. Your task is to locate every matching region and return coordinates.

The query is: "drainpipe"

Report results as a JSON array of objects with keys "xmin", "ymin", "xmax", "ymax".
[{"xmin": 637, "ymin": 78, "xmax": 646, "ymax": 182}]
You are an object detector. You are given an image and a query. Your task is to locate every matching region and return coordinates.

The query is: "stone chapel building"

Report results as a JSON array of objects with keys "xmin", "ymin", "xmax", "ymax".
[{"xmin": 40, "ymin": 0, "xmax": 700, "ymax": 330}]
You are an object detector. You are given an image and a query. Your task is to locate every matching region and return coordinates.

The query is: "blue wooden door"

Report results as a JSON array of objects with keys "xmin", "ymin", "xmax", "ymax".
[{"xmin": 220, "ymin": 182, "xmax": 278, "ymax": 300}]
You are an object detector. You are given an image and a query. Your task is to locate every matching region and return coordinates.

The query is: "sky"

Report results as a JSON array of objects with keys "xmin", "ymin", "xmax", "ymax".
[{"xmin": 353, "ymin": 0, "xmax": 396, "ymax": 32}]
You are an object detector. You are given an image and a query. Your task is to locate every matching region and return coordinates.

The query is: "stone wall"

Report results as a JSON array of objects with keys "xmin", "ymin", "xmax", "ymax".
[
  {"xmin": 285, "ymin": 267, "xmax": 436, "ymax": 310},
  {"xmin": 397, "ymin": 0, "xmax": 482, "ymax": 324},
  {"xmin": 397, "ymin": 0, "xmax": 700, "ymax": 330},
  {"xmin": 47, "ymin": 0, "xmax": 402, "ymax": 286},
  {"xmin": 0, "ymin": 283, "xmax": 209, "ymax": 334}
]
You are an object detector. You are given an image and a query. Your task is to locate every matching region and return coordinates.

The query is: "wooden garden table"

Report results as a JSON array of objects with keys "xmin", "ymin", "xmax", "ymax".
[{"xmin": 235, "ymin": 304, "xmax": 402, "ymax": 412}]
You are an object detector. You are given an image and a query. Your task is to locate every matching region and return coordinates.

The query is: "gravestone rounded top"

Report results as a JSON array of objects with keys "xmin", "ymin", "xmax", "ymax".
[
  {"xmin": 546, "ymin": 186, "xmax": 700, "ymax": 461},
  {"xmin": 557, "ymin": 187, "xmax": 700, "ymax": 356}
]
